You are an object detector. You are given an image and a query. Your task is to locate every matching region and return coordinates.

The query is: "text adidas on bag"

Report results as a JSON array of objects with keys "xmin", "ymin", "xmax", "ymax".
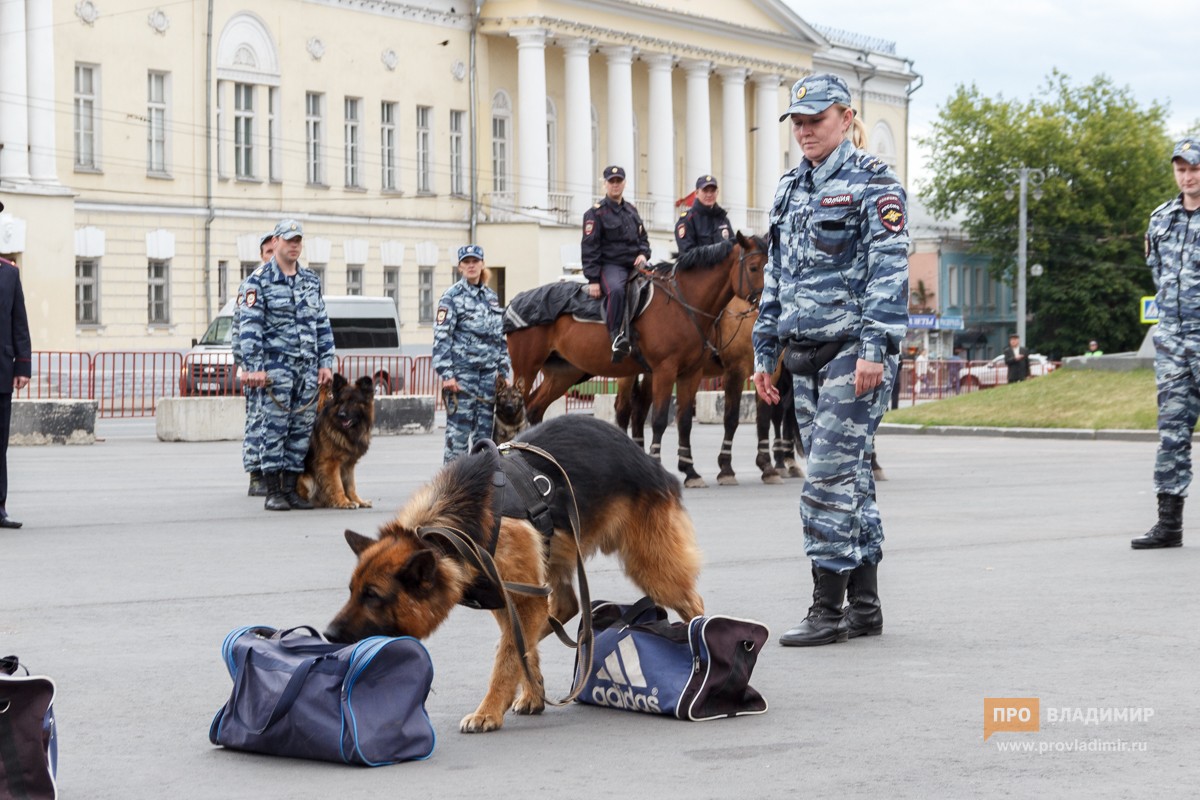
[{"xmin": 590, "ymin": 635, "xmax": 662, "ymax": 714}]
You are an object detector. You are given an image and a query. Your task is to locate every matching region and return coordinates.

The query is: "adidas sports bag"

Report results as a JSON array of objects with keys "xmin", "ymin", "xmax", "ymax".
[
  {"xmin": 0, "ymin": 655, "xmax": 58, "ymax": 800},
  {"xmin": 576, "ymin": 598, "xmax": 769, "ymax": 721}
]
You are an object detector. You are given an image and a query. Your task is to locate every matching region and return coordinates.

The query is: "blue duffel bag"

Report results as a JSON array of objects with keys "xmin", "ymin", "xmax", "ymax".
[{"xmin": 209, "ymin": 625, "xmax": 435, "ymax": 766}]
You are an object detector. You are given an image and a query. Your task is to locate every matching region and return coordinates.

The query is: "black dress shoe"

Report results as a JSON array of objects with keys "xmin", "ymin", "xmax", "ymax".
[{"xmin": 0, "ymin": 516, "xmax": 23, "ymax": 529}]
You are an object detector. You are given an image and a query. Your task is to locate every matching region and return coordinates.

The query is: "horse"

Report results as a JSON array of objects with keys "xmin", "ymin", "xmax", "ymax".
[{"xmin": 506, "ymin": 233, "xmax": 768, "ymax": 488}]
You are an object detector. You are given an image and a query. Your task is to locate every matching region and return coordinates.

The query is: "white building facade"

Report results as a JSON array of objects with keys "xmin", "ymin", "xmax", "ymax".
[{"xmin": 0, "ymin": 0, "xmax": 917, "ymax": 352}]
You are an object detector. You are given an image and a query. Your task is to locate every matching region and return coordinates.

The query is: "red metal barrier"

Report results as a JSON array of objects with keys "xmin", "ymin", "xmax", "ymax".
[
  {"xmin": 17, "ymin": 352, "xmax": 92, "ymax": 400},
  {"xmin": 337, "ymin": 354, "xmax": 413, "ymax": 394},
  {"xmin": 91, "ymin": 351, "xmax": 184, "ymax": 417}
]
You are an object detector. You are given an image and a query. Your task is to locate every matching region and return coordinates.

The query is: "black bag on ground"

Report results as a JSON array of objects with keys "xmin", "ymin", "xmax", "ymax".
[{"xmin": 0, "ymin": 655, "xmax": 58, "ymax": 800}]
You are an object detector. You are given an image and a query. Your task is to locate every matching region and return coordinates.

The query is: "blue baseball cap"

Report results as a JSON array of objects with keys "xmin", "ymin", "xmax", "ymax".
[
  {"xmin": 457, "ymin": 244, "xmax": 484, "ymax": 262},
  {"xmin": 1172, "ymin": 137, "xmax": 1200, "ymax": 166},
  {"xmin": 273, "ymin": 219, "xmax": 303, "ymax": 240},
  {"xmin": 779, "ymin": 73, "xmax": 852, "ymax": 121},
  {"xmin": 696, "ymin": 174, "xmax": 718, "ymax": 189},
  {"xmin": 259, "ymin": 232, "xmax": 275, "ymax": 248},
  {"xmin": 603, "ymin": 165, "xmax": 626, "ymax": 181}
]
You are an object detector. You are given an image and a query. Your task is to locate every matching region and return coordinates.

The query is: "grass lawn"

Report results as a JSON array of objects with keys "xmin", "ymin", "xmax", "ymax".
[{"xmin": 883, "ymin": 367, "xmax": 1158, "ymax": 430}]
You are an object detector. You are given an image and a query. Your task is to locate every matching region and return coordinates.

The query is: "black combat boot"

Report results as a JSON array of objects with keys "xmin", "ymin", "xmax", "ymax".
[
  {"xmin": 611, "ymin": 332, "xmax": 630, "ymax": 363},
  {"xmin": 247, "ymin": 471, "xmax": 267, "ymax": 497},
  {"xmin": 1131, "ymin": 493, "xmax": 1183, "ymax": 549},
  {"xmin": 282, "ymin": 472, "xmax": 313, "ymax": 510},
  {"xmin": 844, "ymin": 562, "xmax": 883, "ymax": 638},
  {"xmin": 779, "ymin": 565, "xmax": 850, "ymax": 647},
  {"xmin": 263, "ymin": 473, "xmax": 291, "ymax": 511}
]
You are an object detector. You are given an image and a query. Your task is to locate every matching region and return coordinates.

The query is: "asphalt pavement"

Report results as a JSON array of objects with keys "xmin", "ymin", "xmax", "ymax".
[{"xmin": 3, "ymin": 418, "xmax": 1197, "ymax": 799}]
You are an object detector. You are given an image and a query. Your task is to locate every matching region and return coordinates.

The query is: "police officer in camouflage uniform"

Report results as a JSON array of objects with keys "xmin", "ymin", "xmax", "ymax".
[
  {"xmin": 232, "ymin": 231, "xmax": 276, "ymax": 497},
  {"xmin": 1133, "ymin": 137, "xmax": 1200, "ymax": 549},
  {"xmin": 237, "ymin": 220, "xmax": 335, "ymax": 511},
  {"xmin": 433, "ymin": 244, "xmax": 511, "ymax": 464},
  {"xmin": 675, "ymin": 174, "xmax": 733, "ymax": 254},
  {"xmin": 582, "ymin": 165, "xmax": 652, "ymax": 362},
  {"xmin": 752, "ymin": 74, "xmax": 909, "ymax": 647}
]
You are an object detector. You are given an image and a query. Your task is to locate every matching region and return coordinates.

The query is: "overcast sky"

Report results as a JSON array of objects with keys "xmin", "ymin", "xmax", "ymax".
[{"xmin": 788, "ymin": 0, "xmax": 1198, "ymax": 188}]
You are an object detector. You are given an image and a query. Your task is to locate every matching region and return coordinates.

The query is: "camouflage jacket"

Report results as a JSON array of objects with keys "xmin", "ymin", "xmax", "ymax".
[
  {"xmin": 675, "ymin": 201, "xmax": 733, "ymax": 254},
  {"xmin": 236, "ymin": 258, "xmax": 335, "ymax": 373},
  {"xmin": 432, "ymin": 278, "xmax": 511, "ymax": 381},
  {"xmin": 753, "ymin": 139, "xmax": 910, "ymax": 373},
  {"xmin": 581, "ymin": 196, "xmax": 651, "ymax": 282},
  {"xmin": 1147, "ymin": 194, "xmax": 1200, "ymax": 334}
]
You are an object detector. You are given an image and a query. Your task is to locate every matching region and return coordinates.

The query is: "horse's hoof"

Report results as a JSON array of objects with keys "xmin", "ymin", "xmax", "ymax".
[
  {"xmin": 717, "ymin": 474, "xmax": 738, "ymax": 486},
  {"xmin": 787, "ymin": 467, "xmax": 804, "ymax": 479},
  {"xmin": 761, "ymin": 473, "xmax": 784, "ymax": 485},
  {"xmin": 684, "ymin": 477, "xmax": 708, "ymax": 489}
]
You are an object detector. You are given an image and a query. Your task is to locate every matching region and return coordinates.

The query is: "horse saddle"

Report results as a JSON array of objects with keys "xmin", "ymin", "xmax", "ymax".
[{"xmin": 570, "ymin": 270, "xmax": 655, "ymax": 324}]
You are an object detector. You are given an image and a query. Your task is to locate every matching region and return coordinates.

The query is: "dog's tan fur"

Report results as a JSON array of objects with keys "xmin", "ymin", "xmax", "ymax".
[
  {"xmin": 492, "ymin": 376, "xmax": 529, "ymax": 445},
  {"xmin": 298, "ymin": 374, "xmax": 375, "ymax": 509}
]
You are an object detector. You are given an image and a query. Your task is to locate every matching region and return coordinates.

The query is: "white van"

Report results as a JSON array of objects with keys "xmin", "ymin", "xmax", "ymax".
[{"xmin": 180, "ymin": 295, "xmax": 404, "ymax": 395}]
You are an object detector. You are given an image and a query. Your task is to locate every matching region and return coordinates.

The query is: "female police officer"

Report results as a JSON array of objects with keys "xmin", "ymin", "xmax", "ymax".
[
  {"xmin": 433, "ymin": 244, "xmax": 511, "ymax": 463},
  {"xmin": 751, "ymin": 74, "xmax": 909, "ymax": 647}
]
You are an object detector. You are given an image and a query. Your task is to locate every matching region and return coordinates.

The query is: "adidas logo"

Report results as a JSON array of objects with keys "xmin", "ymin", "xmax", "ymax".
[{"xmin": 590, "ymin": 635, "xmax": 662, "ymax": 713}]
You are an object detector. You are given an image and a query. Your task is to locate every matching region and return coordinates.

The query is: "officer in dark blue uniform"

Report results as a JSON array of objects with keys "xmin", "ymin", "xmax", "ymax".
[
  {"xmin": 581, "ymin": 165, "xmax": 651, "ymax": 362},
  {"xmin": 675, "ymin": 174, "xmax": 733, "ymax": 254},
  {"xmin": 0, "ymin": 199, "xmax": 31, "ymax": 530}
]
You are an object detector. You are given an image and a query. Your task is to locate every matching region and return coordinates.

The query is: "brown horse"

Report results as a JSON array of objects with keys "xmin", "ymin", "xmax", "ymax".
[{"xmin": 507, "ymin": 234, "xmax": 767, "ymax": 487}]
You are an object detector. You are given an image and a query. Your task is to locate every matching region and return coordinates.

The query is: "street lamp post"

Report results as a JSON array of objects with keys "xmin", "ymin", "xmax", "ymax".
[{"xmin": 1004, "ymin": 167, "xmax": 1044, "ymax": 346}]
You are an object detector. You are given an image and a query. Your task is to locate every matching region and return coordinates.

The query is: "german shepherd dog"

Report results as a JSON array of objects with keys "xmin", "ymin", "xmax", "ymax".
[
  {"xmin": 492, "ymin": 376, "xmax": 529, "ymax": 445},
  {"xmin": 297, "ymin": 373, "xmax": 375, "ymax": 509},
  {"xmin": 325, "ymin": 415, "xmax": 704, "ymax": 733}
]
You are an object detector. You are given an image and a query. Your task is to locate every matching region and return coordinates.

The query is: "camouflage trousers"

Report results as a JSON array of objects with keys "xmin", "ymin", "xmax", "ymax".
[
  {"xmin": 1153, "ymin": 328, "xmax": 1200, "ymax": 496},
  {"xmin": 241, "ymin": 386, "xmax": 262, "ymax": 474},
  {"xmin": 792, "ymin": 342, "xmax": 896, "ymax": 573},
  {"xmin": 443, "ymin": 371, "xmax": 497, "ymax": 464},
  {"xmin": 255, "ymin": 357, "xmax": 320, "ymax": 474}
]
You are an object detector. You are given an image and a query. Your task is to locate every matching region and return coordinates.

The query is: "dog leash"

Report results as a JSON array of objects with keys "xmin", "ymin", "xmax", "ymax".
[
  {"xmin": 442, "ymin": 389, "xmax": 496, "ymax": 416},
  {"xmin": 264, "ymin": 378, "xmax": 322, "ymax": 415}
]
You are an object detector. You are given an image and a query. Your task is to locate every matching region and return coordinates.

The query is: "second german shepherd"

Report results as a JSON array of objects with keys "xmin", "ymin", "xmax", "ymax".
[
  {"xmin": 325, "ymin": 415, "xmax": 704, "ymax": 733},
  {"xmin": 298, "ymin": 373, "xmax": 375, "ymax": 509}
]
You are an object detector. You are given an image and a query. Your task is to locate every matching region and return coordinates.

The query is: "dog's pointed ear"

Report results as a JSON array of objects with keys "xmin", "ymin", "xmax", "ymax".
[
  {"xmin": 495, "ymin": 374, "xmax": 506, "ymax": 391},
  {"xmin": 345, "ymin": 528, "xmax": 375, "ymax": 555},
  {"xmin": 397, "ymin": 549, "xmax": 439, "ymax": 591},
  {"xmin": 355, "ymin": 375, "xmax": 374, "ymax": 393},
  {"xmin": 515, "ymin": 376, "xmax": 525, "ymax": 394},
  {"xmin": 332, "ymin": 372, "xmax": 348, "ymax": 393}
]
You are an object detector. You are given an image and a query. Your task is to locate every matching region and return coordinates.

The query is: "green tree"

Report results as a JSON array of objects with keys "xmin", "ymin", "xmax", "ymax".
[{"xmin": 919, "ymin": 72, "xmax": 1177, "ymax": 358}]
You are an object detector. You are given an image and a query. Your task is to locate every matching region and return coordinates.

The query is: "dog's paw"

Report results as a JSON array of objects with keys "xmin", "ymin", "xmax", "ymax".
[
  {"xmin": 511, "ymin": 693, "xmax": 545, "ymax": 716},
  {"xmin": 331, "ymin": 497, "xmax": 359, "ymax": 509},
  {"xmin": 353, "ymin": 498, "xmax": 373, "ymax": 508},
  {"xmin": 459, "ymin": 712, "xmax": 504, "ymax": 733}
]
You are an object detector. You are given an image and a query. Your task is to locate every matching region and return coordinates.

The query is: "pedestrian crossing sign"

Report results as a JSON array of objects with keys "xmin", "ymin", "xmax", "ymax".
[{"xmin": 1140, "ymin": 296, "xmax": 1159, "ymax": 324}]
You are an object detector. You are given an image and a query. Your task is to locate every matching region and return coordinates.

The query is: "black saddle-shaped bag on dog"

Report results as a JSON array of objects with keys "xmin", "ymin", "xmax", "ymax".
[
  {"xmin": 576, "ymin": 598, "xmax": 769, "ymax": 721},
  {"xmin": 209, "ymin": 626, "xmax": 435, "ymax": 766}
]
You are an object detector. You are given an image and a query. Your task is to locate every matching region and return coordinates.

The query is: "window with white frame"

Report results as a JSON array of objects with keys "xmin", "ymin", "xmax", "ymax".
[
  {"xmin": 234, "ymin": 83, "xmax": 255, "ymax": 179},
  {"xmin": 147, "ymin": 71, "xmax": 168, "ymax": 174},
  {"xmin": 345, "ymin": 97, "xmax": 362, "ymax": 188},
  {"xmin": 384, "ymin": 268, "xmax": 400, "ymax": 310},
  {"xmin": 74, "ymin": 64, "xmax": 98, "ymax": 169},
  {"xmin": 268, "ymin": 87, "xmax": 281, "ymax": 182},
  {"xmin": 148, "ymin": 260, "xmax": 171, "ymax": 324},
  {"xmin": 381, "ymin": 101, "xmax": 398, "ymax": 191},
  {"xmin": 310, "ymin": 264, "xmax": 327, "ymax": 293},
  {"xmin": 240, "ymin": 261, "xmax": 258, "ymax": 281},
  {"xmin": 306, "ymin": 92, "xmax": 324, "ymax": 185},
  {"xmin": 347, "ymin": 267, "xmax": 363, "ymax": 296},
  {"xmin": 450, "ymin": 110, "xmax": 464, "ymax": 196},
  {"xmin": 491, "ymin": 92, "xmax": 510, "ymax": 193},
  {"xmin": 416, "ymin": 105, "xmax": 432, "ymax": 193},
  {"xmin": 419, "ymin": 266, "xmax": 434, "ymax": 323},
  {"xmin": 76, "ymin": 259, "xmax": 99, "ymax": 324},
  {"xmin": 216, "ymin": 82, "xmax": 226, "ymax": 179}
]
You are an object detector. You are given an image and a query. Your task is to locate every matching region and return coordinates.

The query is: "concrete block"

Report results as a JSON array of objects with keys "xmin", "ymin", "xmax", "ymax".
[
  {"xmin": 156, "ymin": 397, "xmax": 245, "ymax": 442},
  {"xmin": 373, "ymin": 395, "xmax": 435, "ymax": 434},
  {"xmin": 11, "ymin": 399, "xmax": 98, "ymax": 445}
]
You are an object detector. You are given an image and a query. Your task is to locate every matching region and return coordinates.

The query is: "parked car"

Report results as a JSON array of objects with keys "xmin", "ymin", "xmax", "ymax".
[{"xmin": 958, "ymin": 354, "xmax": 1056, "ymax": 391}]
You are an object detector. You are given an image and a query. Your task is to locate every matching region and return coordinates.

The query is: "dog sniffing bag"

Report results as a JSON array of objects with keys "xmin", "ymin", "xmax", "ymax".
[
  {"xmin": 209, "ymin": 626, "xmax": 435, "ymax": 765},
  {"xmin": 0, "ymin": 655, "xmax": 59, "ymax": 800},
  {"xmin": 576, "ymin": 598, "xmax": 769, "ymax": 721}
]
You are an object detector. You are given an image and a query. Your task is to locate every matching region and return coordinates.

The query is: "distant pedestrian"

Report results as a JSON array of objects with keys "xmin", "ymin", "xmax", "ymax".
[
  {"xmin": 1084, "ymin": 340, "xmax": 1103, "ymax": 357},
  {"xmin": 1132, "ymin": 137, "xmax": 1200, "ymax": 549},
  {"xmin": 675, "ymin": 175, "xmax": 733, "ymax": 254},
  {"xmin": 1003, "ymin": 334, "xmax": 1030, "ymax": 382},
  {"xmin": 233, "ymin": 231, "xmax": 277, "ymax": 496},
  {"xmin": 0, "ymin": 202, "xmax": 32, "ymax": 530}
]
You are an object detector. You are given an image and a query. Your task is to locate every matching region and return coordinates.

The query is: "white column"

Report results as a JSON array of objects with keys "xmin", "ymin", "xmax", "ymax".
[
  {"xmin": 561, "ymin": 38, "xmax": 593, "ymax": 220},
  {"xmin": 0, "ymin": 0, "xmax": 31, "ymax": 182},
  {"xmin": 602, "ymin": 45, "xmax": 635, "ymax": 196},
  {"xmin": 718, "ymin": 67, "xmax": 748, "ymax": 232},
  {"xmin": 644, "ymin": 53, "xmax": 675, "ymax": 230},
  {"xmin": 754, "ymin": 73, "xmax": 783, "ymax": 213},
  {"xmin": 25, "ymin": 0, "xmax": 57, "ymax": 184},
  {"xmin": 511, "ymin": 28, "xmax": 549, "ymax": 221},
  {"xmin": 683, "ymin": 60, "xmax": 712, "ymax": 185}
]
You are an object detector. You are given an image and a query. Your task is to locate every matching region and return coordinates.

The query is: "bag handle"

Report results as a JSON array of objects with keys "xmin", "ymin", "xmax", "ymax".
[
  {"xmin": 233, "ymin": 649, "xmax": 323, "ymax": 735},
  {"xmin": 0, "ymin": 655, "xmax": 26, "ymax": 677},
  {"xmin": 618, "ymin": 597, "xmax": 666, "ymax": 628}
]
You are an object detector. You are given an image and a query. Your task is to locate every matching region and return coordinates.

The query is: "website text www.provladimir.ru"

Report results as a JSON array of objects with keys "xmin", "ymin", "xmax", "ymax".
[{"xmin": 994, "ymin": 738, "xmax": 1148, "ymax": 754}]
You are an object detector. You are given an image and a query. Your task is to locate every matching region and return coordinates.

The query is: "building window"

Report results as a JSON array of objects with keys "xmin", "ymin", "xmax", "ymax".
[
  {"xmin": 148, "ymin": 260, "xmax": 171, "ymax": 324},
  {"xmin": 306, "ymin": 92, "xmax": 324, "ymax": 185},
  {"xmin": 948, "ymin": 266, "xmax": 959, "ymax": 307},
  {"xmin": 491, "ymin": 91, "xmax": 511, "ymax": 193},
  {"xmin": 216, "ymin": 82, "xmax": 226, "ymax": 179},
  {"xmin": 218, "ymin": 260, "xmax": 228, "ymax": 306},
  {"xmin": 76, "ymin": 259, "xmax": 99, "ymax": 324},
  {"xmin": 416, "ymin": 105, "xmax": 432, "ymax": 193},
  {"xmin": 268, "ymin": 87, "xmax": 281, "ymax": 182},
  {"xmin": 346, "ymin": 267, "xmax": 363, "ymax": 296},
  {"xmin": 240, "ymin": 261, "xmax": 258, "ymax": 281},
  {"xmin": 450, "ymin": 109, "xmax": 464, "ymax": 196},
  {"xmin": 381, "ymin": 101, "xmax": 397, "ymax": 191},
  {"xmin": 310, "ymin": 264, "xmax": 326, "ymax": 293},
  {"xmin": 345, "ymin": 97, "xmax": 362, "ymax": 188},
  {"xmin": 234, "ymin": 83, "xmax": 255, "ymax": 179},
  {"xmin": 419, "ymin": 266, "xmax": 434, "ymax": 323},
  {"xmin": 147, "ymin": 71, "xmax": 168, "ymax": 174},
  {"xmin": 74, "ymin": 64, "xmax": 98, "ymax": 169},
  {"xmin": 384, "ymin": 268, "xmax": 400, "ymax": 310}
]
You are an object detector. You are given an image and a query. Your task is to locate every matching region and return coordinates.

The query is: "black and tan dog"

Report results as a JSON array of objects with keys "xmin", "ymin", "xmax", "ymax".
[
  {"xmin": 298, "ymin": 373, "xmax": 375, "ymax": 509},
  {"xmin": 492, "ymin": 376, "xmax": 529, "ymax": 445},
  {"xmin": 325, "ymin": 415, "xmax": 704, "ymax": 733}
]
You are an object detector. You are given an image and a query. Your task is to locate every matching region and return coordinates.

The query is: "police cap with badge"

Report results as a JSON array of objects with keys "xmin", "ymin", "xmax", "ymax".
[
  {"xmin": 780, "ymin": 73, "xmax": 852, "ymax": 120},
  {"xmin": 1173, "ymin": 137, "xmax": 1200, "ymax": 166},
  {"xmin": 274, "ymin": 219, "xmax": 304, "ymax": 240},
  {"xmin": 457, "ymin": 244, "xmax": 485, "ymax": 263},
  {"xmin": 603, "ymin": 165, "xmax": 626, "ymax": 182}
]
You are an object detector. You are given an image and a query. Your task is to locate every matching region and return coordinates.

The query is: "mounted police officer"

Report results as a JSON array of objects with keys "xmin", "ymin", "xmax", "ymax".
[
  {"xmin": 433, "ymin": 244, "xmax": 511, "ymax": 464},
  {"xmin": 752, "ymin": 73, "xmax": 909, "ymax": 647},
  {"xmin": 232, "ymin": 231, "xmax": 277, "ymax": 497},
  {"xmin": 676, "ymin": 174, "xmax": 733, "ymax": 254},
  {"xmin": 581, "ymin": 165, "xmax": 651, "ymax": 362},
  {"xmin": 237, "ymin": 219, "xmax": 335, "ymax": 511},
  {"xmin": 1133, "ymin": 137, "xmax": 1200, "ymax": 549}
]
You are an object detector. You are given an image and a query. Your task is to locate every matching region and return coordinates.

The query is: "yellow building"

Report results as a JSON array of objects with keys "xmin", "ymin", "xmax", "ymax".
[{"xmin": 0, "ymin": 0, "xmax": 917, "ymax": 353}]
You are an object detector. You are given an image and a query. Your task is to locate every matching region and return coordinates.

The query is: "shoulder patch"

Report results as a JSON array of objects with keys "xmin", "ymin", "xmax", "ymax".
[
  {"xmin": 584, "ymin": 219, "xmax": 595, "ymax": 236},
  {"xmin": 677, "ymin": 224, "xmax": 687, "ymax": 239},
  {"xmin": 244, "ymin": 289, "xmax": 257, "ymax": 308},
  {"xmin": 876, "ymin": 193, "xmax": 906, "ymax": 233},
  {"xmin": 436, "ymin": 306, "xmax": 449, "ymax": 325}
]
